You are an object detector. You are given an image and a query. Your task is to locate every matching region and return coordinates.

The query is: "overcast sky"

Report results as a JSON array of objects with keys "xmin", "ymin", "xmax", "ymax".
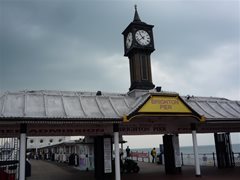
[{"xmin": 0, "ymin": 0, "xmax": 239, "ymax": 147}]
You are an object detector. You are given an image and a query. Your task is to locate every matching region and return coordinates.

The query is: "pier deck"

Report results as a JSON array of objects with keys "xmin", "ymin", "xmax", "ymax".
[{"xmin": 27, "ymin": 160, "xmax": 240, "ymax": 180}]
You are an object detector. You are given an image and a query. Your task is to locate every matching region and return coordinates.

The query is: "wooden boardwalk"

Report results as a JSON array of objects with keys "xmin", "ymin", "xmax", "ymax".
[{"xmin": 27, "ymin": 160, "xmax": 240, "ymax": 180}]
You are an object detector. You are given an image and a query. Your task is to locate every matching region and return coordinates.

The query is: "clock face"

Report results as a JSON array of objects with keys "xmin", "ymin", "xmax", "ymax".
[
  {"xmin": 135, "ymin": 30, "xmax": 151, "ymax": 46},
  {"xmin": 126, "ymin": 32, "xmax": 133, "ymax": 49}
]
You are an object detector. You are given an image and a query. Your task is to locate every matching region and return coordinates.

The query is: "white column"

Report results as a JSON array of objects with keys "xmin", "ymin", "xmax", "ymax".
[
  {"xmin": 19, "ymin": 133, "xmax": 26, "ymax": 180},
  {"xmin": 114, "ymin": 132, "xmax": 121, "ymax": 180},
  {"xmin": 192, "ymin": 130, "xmax": 201, "ymax": 177},
  {"xmin": 121, "ymin": 143, "xmax": 123, "ymax": 159}
]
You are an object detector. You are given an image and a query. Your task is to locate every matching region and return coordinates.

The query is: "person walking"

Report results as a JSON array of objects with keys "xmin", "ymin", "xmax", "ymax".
[
  {"xmin": 126, "ymin": 146, "xmax": 130, "ymax": 158},
  {"xmin": 151, "ymin": 148, "xmax": 157, "ymax": 163}
]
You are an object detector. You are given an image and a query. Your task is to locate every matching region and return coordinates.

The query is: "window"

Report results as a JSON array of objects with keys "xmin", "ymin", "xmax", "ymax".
[{"xmin": 40, "ymin": 139, "xmax": 43, "ymax": 143}]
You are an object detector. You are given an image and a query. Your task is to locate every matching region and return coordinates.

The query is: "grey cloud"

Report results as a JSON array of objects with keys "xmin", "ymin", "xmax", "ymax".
[
  {"xmin": 0, "ymin": 0, "xmax": 239, "ymax": 100},
  {"xmin": 150, "ymin": 1, "xmax": 239, "ymax": 62},
  {"xmin": 1, "ymin": 0, "xmax": 239, "ymax": 147}
]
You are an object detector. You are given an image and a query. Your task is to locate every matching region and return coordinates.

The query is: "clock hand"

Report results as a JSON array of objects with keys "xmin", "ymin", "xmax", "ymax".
[
  {"xmin": 138, "ymin": 33, "xmax": 145, "ymax": 40},
  {"xmin": 139, "ymin": 33, "xmax": 144, "ymax": 39},
  {"xmin": 141, "ymin": 35, "xmax": 145, "ymax": 41}
]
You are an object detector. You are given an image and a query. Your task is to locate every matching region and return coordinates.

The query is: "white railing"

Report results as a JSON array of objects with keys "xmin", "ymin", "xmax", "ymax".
[{"xmin": 128, "ymin": 150, "xmax": 240, "ymax": 167}]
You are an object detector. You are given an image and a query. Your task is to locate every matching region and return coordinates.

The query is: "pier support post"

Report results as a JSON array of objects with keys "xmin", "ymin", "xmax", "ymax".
[
  {"xmin": 19, "ymin": 124, "xmax": 27, "ymax": 180},
  {"xmin": 191, "ymin": 124, "xmax": 201, "ymax": 177},
  {"xmin": 114, "ymin": 124, "xmax": 121, "ymax": 180},
  {"xmin": 214, "ymin": 132, "xmax": 234, "ymax": 168}
]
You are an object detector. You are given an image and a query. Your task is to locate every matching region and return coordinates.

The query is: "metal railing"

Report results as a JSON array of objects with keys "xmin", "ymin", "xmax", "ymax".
[
  {"xmin": 129, "ymin": 150, "xmax": 240, "ymax": 167},
  {"xmin": 181, "ymin": 152, "xmax": 240, "ymax": 167},
  {"xmin": 0, "ymin": 138, "xmax": 19, "ymax": 180}
]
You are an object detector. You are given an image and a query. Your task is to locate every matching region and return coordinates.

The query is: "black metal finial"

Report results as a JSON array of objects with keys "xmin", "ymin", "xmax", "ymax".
[{"xmin": 133, "ymin": 4, "xmax": 141, "ymax": 22}]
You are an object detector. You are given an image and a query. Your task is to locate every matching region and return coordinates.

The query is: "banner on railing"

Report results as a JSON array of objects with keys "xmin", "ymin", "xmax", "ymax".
[{"xmin": 130, "ymin": 151, "xmax": 149, "ymax": 158}]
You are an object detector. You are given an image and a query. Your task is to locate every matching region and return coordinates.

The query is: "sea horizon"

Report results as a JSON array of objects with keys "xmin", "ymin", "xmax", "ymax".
[{"xmin": 131, "ymin": 143, "xmax": 240, "ymax": 154}]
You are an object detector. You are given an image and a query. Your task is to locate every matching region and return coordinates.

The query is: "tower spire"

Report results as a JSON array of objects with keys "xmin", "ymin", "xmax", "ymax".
[{"xmin": 133, "ymin": 5, "xmax": 141, "ymax": 22}]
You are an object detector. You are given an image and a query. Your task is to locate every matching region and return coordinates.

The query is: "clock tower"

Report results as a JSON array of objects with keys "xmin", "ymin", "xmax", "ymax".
[{"xmin": 122, "ymin": 5, "xmax": 155, "ymax": 91}]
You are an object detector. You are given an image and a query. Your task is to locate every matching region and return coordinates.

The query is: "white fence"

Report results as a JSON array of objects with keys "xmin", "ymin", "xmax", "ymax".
[{"xmin": 129, "ymin": 150, "xmax": 240, "ymax": 167}]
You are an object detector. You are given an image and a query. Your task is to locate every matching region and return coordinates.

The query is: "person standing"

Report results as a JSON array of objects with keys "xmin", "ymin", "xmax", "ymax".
[
  {"xmin": 151, "ymin": 148, "xmax": 157, "ymax": 163},
  {"xmin": 202, "ymin": 154, "xmax": 208, "ymax": 165},
  {"xmin": 126, "ymin": 146, "xmax": 130, "ymax": 158}
]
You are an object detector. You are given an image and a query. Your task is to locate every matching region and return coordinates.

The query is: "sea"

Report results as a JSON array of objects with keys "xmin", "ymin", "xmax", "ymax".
[{"xmin": 132, "ymin": 144, "xmax": 240, "ymax": 155}]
